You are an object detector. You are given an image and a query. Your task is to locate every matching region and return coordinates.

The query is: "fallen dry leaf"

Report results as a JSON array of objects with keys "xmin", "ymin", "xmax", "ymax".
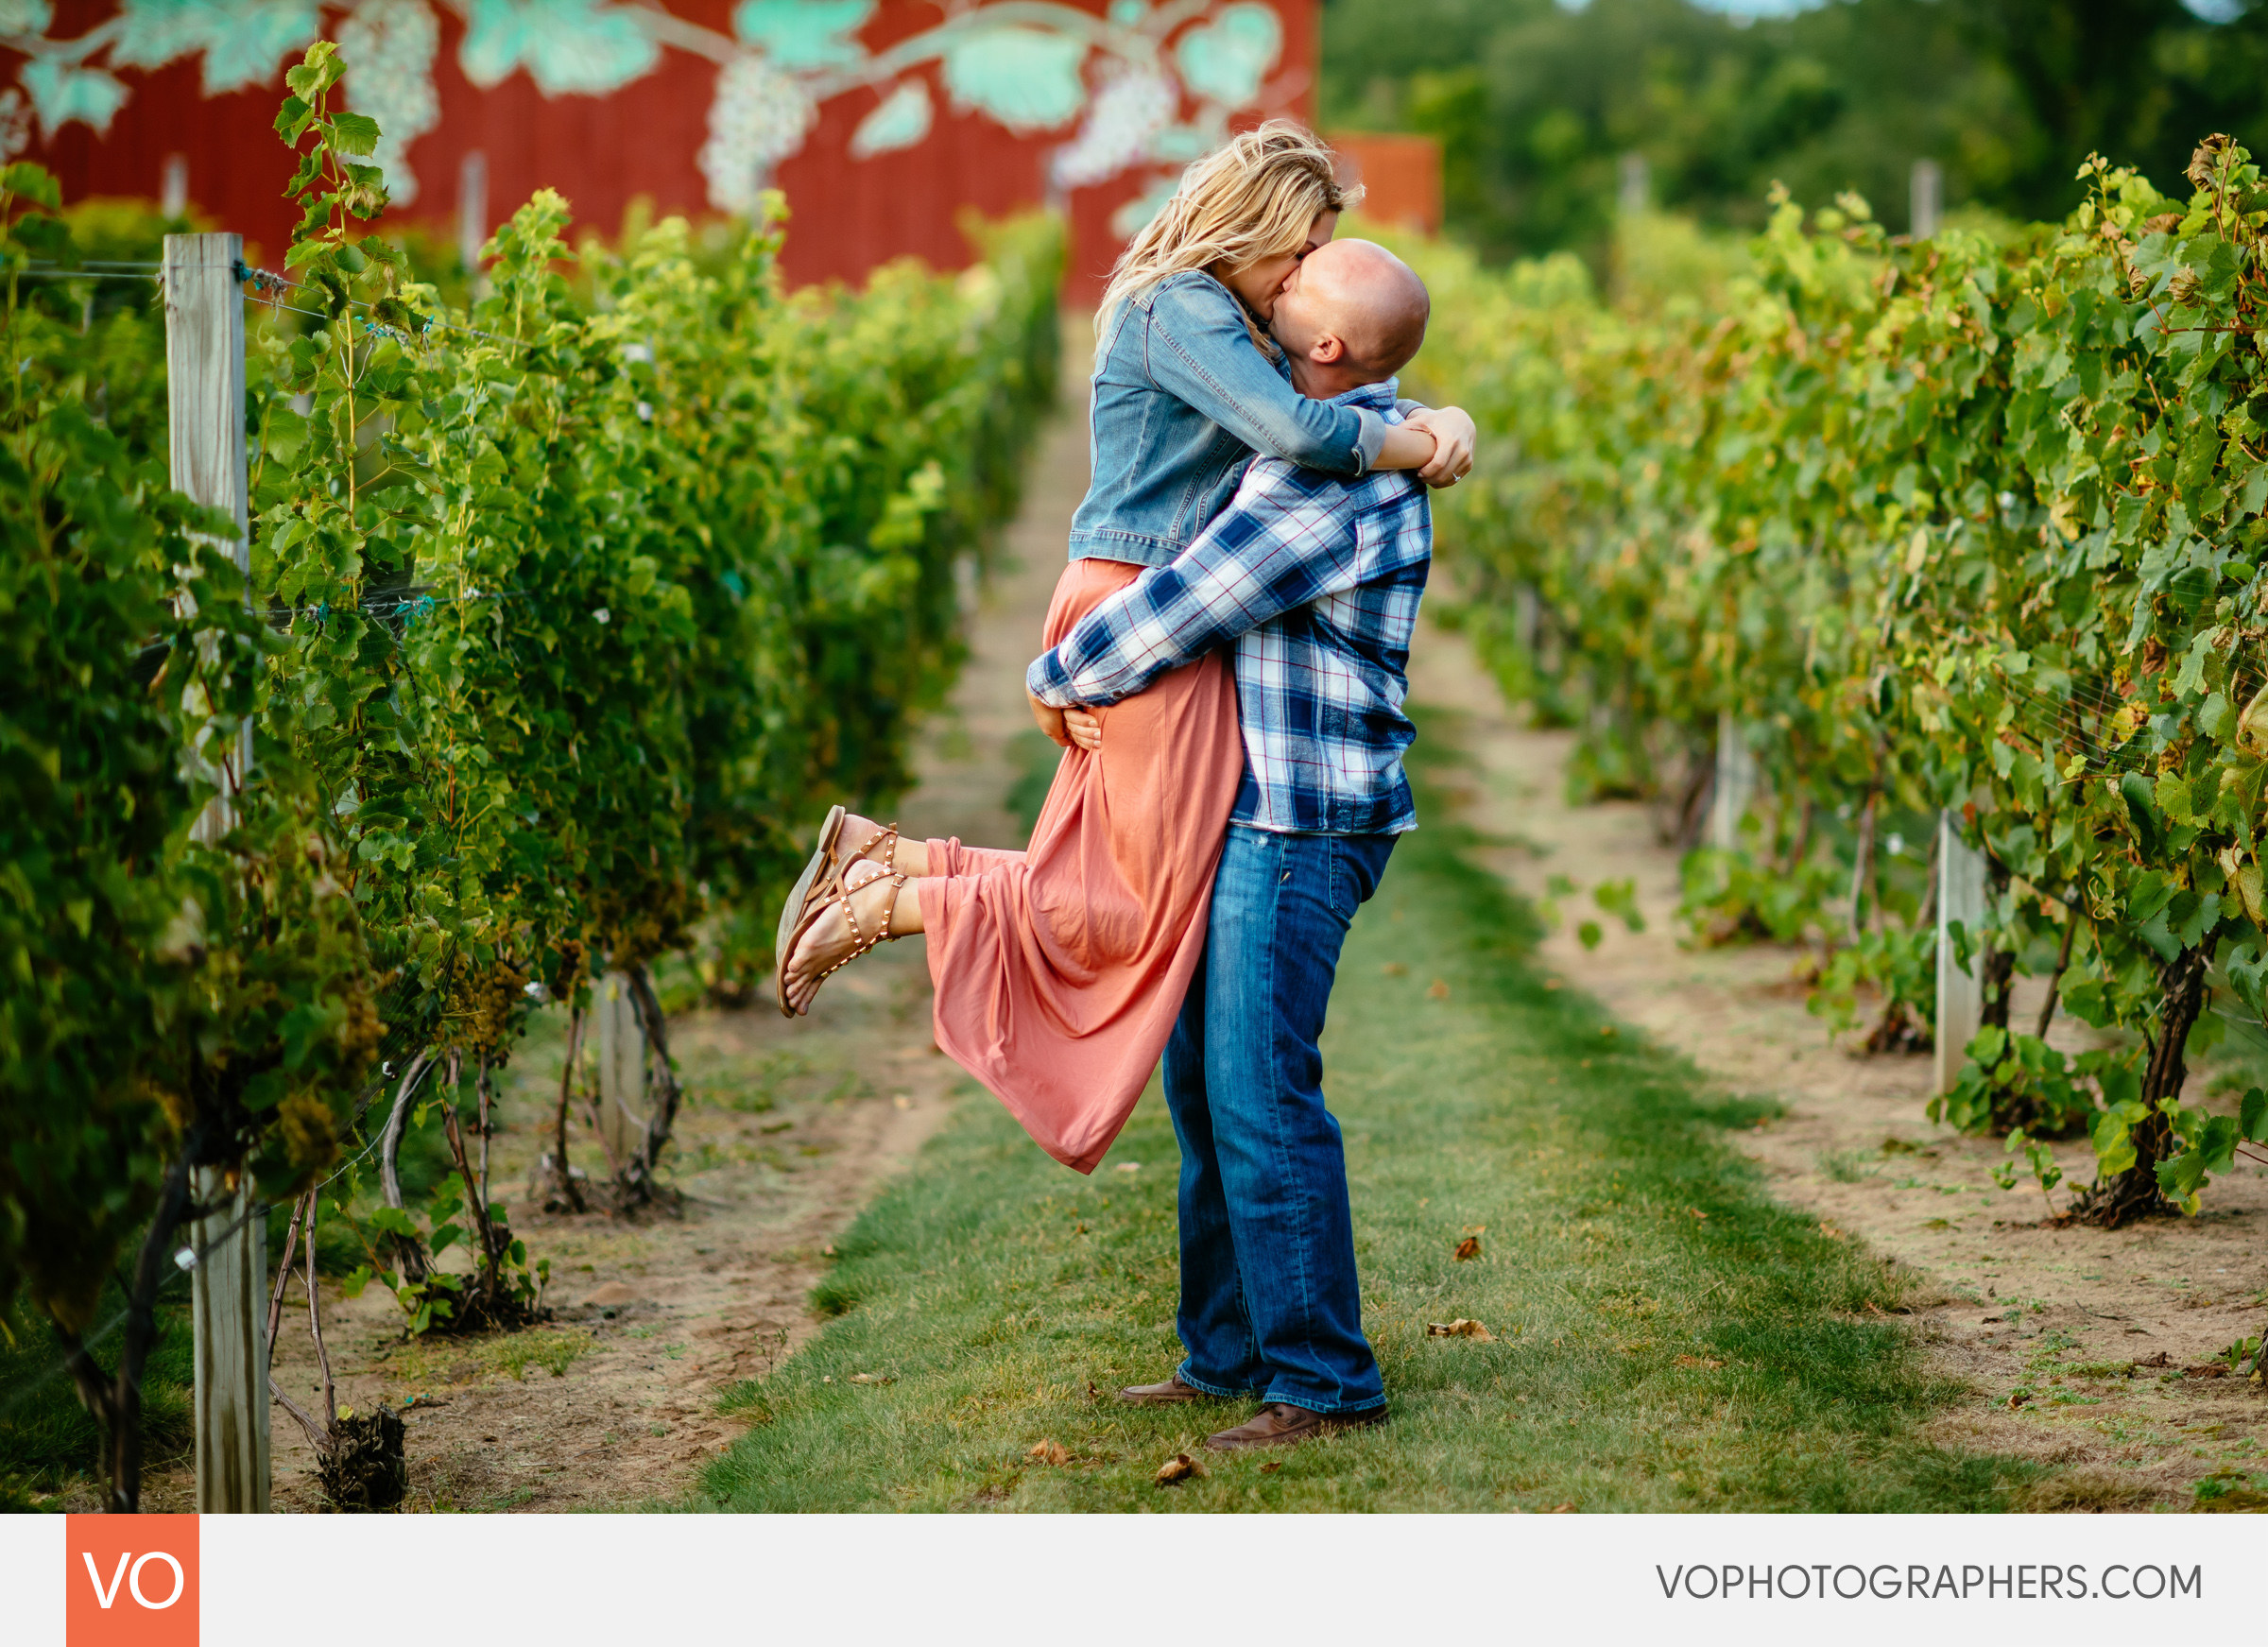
[
  {"xmin": 1427, "ymin": 979, "xmax": 1451, "ymax": 1000},
  {"xmin": 1453, "ymin": 1235, "xmax": 1482, "ymax": 1261},
  {"xmin": 2184, "ymin": 1364, "xmax": 2229, "ymax": 1380},
  {"xmin": 1381, "ymin": 962, "xmax": 1408, "ymax": 976},
  {"xmin": 1113, "ymin": 1161, "xmax": 1143, "ymax": 1174},
  {"xmin": 1027, "ymin": 1439, "xmax": 1071, "ymax": 1466},
  {"xmin": 1686, "ymin": 1208, "xmax": 1709, "ymax": 1222},
  {"xmin": 1260, "ymin": 1461, "xmax": 1282, "ymax": 1474},
  {"xmin": 1426, "ymin": 1319, "xmax": 1497, "ymax": 1342},
  {"xmin": 1155, "ymin": 1451, "xmax": 1207, "ymax": 1485},
  {"xmin": 849, "ymin": 1372, "xmax": 895, "ymax": 1385},
  {"xmin": 2135, "ymin": 1350, "xmax": 2174, "ymax": 1369},
  {"xmin": 1546, "ymin": 1502, "xmax": 1576, "ymax": 1514},
  {"xmin": 1820, "ymin": 1224, "xmax": 1845, "ymax": 1241},
  {"xmin": 2007, "ymin": 1390, "xmax": 2033, "ymax": 1410},
  {"xmin": 1673, "ymin": 1354, "xmax": 1724, "ymax": 1370}
]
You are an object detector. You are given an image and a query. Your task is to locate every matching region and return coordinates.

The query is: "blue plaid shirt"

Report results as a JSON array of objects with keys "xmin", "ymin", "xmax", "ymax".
[{"xmin": 1027, "ymin": 380, "xmax": 1431, "ymax": 835}]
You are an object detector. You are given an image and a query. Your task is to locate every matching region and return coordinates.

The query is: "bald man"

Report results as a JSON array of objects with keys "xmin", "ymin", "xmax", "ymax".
[{"xmin": 1025, "ymin": 238, "xmax": 1438, "ymax": 1450}]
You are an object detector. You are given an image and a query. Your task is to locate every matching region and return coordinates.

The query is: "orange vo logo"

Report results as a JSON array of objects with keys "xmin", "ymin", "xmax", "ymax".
[{"xmin": 65, "ymin": 1515, "xmax": 197, "ymax": 1646}]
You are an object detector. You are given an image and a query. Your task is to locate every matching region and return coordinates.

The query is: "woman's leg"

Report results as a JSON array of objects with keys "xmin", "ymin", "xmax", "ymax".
[
  {"xmin": 782, "ymin": 860, "xmax": 935, "ymax": 1016},
  {"xmin": 782, "ymin": 814, "xmax": 1041, "ymax": 1016},
  {"xmin": 835, "ymin": 813, "xmax": 931, "ymax": 877},
  {"xmin": 837, "ymin": 811, "xmax": 1038, "ymax": 881}
]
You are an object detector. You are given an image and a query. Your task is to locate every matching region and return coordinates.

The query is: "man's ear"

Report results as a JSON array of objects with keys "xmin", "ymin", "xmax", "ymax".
[{"xmin": 1309, "ymin": 333, "xmax": 1348, "ymax": 365}]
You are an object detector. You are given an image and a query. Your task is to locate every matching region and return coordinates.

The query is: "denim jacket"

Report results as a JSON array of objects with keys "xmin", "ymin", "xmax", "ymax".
[{"xmin": 1068, "ymin": 270, "xmax": 1389, "ymax": 569}]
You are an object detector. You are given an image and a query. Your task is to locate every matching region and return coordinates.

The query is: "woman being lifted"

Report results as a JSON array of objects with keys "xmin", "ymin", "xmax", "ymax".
[{"xmin": 775, "ymin": 121, "xmax": 1474, "ymax": 1173}]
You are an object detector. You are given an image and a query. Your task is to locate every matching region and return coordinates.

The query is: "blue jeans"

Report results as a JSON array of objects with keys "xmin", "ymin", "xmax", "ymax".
[{"xmin": 1162, "ymin": 824, "xmax": 1397, "ymax": 1414}]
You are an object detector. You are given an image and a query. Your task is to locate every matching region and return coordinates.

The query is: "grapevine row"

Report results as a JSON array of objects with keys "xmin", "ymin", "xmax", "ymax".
[
  {"xmin": 1396, "ymin": 135, "xmax": 2268, "ymax": 1229},
  {"xmin": 0, "ymin": 42, "xmax": 1060, "ymax": 1507}
]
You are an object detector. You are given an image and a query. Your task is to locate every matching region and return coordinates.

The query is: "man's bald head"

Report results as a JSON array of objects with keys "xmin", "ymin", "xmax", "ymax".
[{"xmin": 1274, "ymin": 238, "xmax": 1431, "ymax": 385}]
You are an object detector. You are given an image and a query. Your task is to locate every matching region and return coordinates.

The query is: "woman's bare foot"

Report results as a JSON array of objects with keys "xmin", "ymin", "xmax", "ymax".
[
  {"xmin": 839, "ymin": 813, "xmax": 930, "ymax": 878},
  {"xmin": 782, "ymin": 859, "xmax": 924, "ymax": 1015}
]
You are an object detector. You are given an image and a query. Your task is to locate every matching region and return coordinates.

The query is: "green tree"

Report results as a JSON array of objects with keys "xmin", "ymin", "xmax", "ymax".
[{"xmin": 1322, "ymin": 0, "xmax": 2268, "ymax": 259}]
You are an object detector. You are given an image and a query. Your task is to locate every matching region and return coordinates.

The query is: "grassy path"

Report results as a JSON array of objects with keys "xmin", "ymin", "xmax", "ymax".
[{"xmin": 701, "ymin": 736, "xmax": 2042, "ymax": 1512}]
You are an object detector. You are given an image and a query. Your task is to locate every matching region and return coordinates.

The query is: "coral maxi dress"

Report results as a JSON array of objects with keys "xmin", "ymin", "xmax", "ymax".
[{"xmin": 916, "ymin": 557, "xmax": 1244, "ymax": 1175}]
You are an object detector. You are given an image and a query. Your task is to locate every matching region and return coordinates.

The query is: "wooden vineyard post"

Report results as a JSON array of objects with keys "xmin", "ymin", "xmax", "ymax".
[
  {"xmin": 595, "ymin": 970, "xmax": 650, "ymax": 1174},
  {"xmin": 1910, "ymin": 158, "xmax": 1943, "ymax": 240},
  {"xmin": 187, "ymin": 1166, "xmax": 266, "ymax": 1511},
  {"xmin": 1933, "ymin": 809, "xmax": 1988, "ymax": 1094},
  {"xmin": 1708, "ymin": 710, "xmax": 1759, "ymax": 852},
  {"xmin": 166, "ymin": 232, "xmax": 268, "ymax": 1511}
]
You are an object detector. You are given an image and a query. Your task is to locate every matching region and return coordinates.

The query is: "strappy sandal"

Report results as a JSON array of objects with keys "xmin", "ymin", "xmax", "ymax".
[
  {"xmin": 774, "ymin": 806, "xmax": 901, "ymax": 1005},
  {"xmin": 775, "ymin": 862, "xmax": 908, "ymax": 1018}
]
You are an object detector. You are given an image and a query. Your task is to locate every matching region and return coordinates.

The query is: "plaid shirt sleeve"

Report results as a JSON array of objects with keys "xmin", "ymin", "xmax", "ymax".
[{"xmin": 1026, "ymin": 459, "xmax": 1376, "ymax": 709}]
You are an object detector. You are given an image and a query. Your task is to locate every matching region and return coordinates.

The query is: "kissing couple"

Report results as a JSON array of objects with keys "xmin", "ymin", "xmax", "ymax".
[{"xmin": 775, "ymin": 122, "xmax": 1475, "ymax": 1452}]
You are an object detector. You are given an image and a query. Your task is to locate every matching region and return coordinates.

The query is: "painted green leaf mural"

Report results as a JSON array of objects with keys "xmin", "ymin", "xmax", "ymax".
[
  {"xmin": 20, "ymin": 59, "xmax": 126, "ymax": 136},
  {"xmin": 1176, "ymin": 2, "xmax": 1280, "ymax": 109},
  {"xmin": 942, "ymin": 26, "xmax": 1087, "ymax": 133},
  {"xmin": 112, "ymin": 0, "xmax": 322, "ymax": 95},
  {"xmin": 850, "ymin": 78, "xmax": 932, "ymax": 159},
  {"xmin": 459, "ymin": 0, "xmax": 659, "ymax": 95},
  {"xmin": 734, "ymin": 0, "xmax": 875, "ymax": 70},
  {"xmin": 1110, "ymin": 170, "xmax": 1178, "ymax": 237}
]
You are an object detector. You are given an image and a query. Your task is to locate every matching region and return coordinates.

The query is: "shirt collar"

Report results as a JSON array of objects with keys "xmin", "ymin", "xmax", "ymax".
[{"xmin": 1322, "ymin": 378, "xmax": 1400, "ymax": 414}]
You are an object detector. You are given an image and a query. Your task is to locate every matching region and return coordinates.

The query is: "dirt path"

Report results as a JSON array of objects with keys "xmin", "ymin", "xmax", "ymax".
[
  {"xmin": 1407, "ymin": 618, "xmax": 2268, "ymax": 1511},
  {"xmin": 240, "ymin": 362, "xmax": 1085, "ymax": 1514}
]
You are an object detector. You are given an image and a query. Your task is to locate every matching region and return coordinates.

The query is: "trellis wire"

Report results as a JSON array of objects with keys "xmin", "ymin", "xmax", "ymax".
[
  {"xmin": 3, "ymin": 259, "xmax": 536, "ymax": 348},
  {"xmin": 234, "ymin": 259, "xmax": 529, "ymax": 352}
]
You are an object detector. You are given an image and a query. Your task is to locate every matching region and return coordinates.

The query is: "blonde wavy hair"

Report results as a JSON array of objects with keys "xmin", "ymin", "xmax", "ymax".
[{"xmin": 1098, "ymin": 120, "xmax": 1362, "ymax": 338}]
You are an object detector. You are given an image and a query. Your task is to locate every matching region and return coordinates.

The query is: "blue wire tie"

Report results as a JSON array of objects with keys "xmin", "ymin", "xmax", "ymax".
[{"xmin": 233, "ymin": 259, "xmax": 284, "ymax": 297}]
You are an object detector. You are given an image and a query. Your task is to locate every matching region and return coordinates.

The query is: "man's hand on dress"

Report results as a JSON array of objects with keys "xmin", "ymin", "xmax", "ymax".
[
  {"xmin": 1403, "ymin": 405, "xmax": 1476, "ymax": 488},
  {"xmin": 1028, "ymin": 689, "xmax": 1104, "ymax": 752},
  {"xmin": 1028, "ymin": 689, "xmax": 1071, "ymax": 746}
]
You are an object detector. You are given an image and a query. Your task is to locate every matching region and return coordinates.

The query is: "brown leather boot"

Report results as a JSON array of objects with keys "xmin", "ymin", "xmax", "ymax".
[
  {"xmin": 1205, "ymin": 1401, "xmax": 1389, "ymax": 1451},
  {"xmin": 1116, "ymin": 1374, "xmax": 1216, "ymax": 1405}
]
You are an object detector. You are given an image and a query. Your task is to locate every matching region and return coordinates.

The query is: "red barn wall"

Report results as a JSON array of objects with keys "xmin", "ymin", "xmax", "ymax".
[
  {"xmin": 1331, "ymin": 132, "xmax": 1442, "ymax": 235},
  {"xmin": 7, "ymin": 1, "xmax": 1319, "ymax": 303}
]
